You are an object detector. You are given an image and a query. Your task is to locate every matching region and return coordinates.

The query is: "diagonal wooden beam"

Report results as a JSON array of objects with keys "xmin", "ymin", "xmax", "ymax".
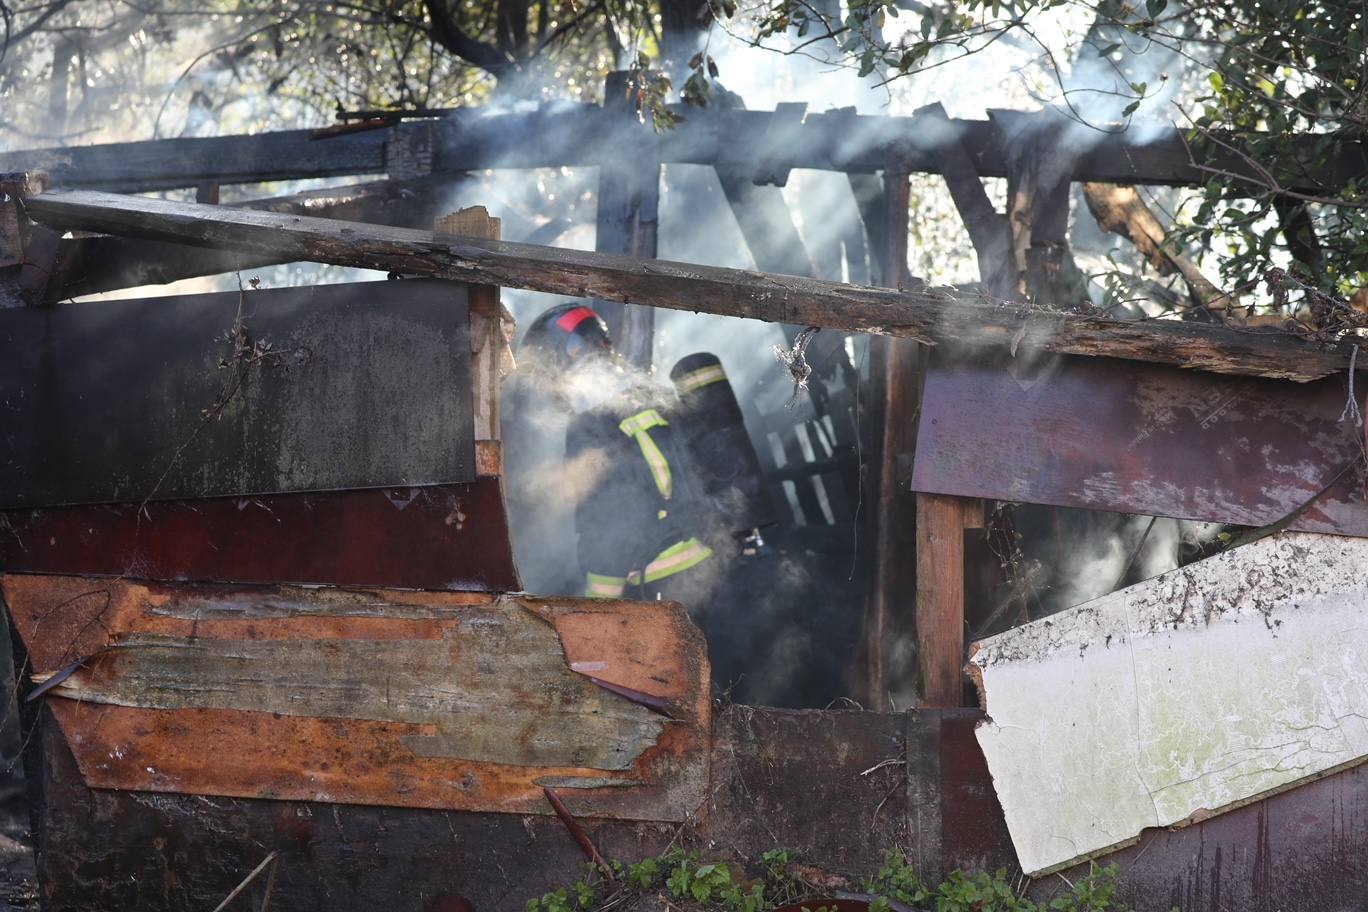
[
  {"xmin": 50, "ymin": 175, "xmax": 455, "ymax": 298},
  {"xmin": 22, "ymin": 188, "xmax": 1363, "ymax": 383}
]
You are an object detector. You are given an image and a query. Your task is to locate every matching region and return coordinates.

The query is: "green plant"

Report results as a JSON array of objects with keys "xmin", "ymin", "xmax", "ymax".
[
  {"xmin": 865, "ymin": 851, "xmax": 930, "ymax": 906},
  {"xmin": 628, "ymin": 857, "xmax": 660, "ymax": 890}
]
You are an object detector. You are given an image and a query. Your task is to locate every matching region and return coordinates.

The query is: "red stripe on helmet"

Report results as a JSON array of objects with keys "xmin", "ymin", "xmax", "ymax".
[{"xmin": 555, "ymin": 307, "xmax": 599, "ymax": 333}]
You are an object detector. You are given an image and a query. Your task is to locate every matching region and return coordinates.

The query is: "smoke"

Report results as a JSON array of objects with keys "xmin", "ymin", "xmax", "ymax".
[
  {"xmin": 18, "ymin": 2, "xmax": 1232, "ymax": 711},
  {"xmin": 1009, "ymin": 507, "xmax": 1225, "ymax": 621}
]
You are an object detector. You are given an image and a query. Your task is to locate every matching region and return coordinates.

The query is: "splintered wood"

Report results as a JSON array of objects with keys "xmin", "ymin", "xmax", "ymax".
[
  {"xmin": 3, "ymin": 575, "xmax": 710, "ymax": 821},
  {"xmin": 970, "ymin": 531, "xmax": 1368, "ymax": 875}
]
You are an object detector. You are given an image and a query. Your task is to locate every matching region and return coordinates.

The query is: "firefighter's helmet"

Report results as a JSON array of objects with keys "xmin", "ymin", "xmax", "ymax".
[{"xmin": 520, "ymin": 303, "xmax": 614, "ymax": 369}]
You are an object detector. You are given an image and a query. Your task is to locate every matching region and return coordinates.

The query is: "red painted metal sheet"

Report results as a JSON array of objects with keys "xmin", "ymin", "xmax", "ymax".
[
  {"xmin": 0, "ymin": 479, "xmax": 519, "ymax": 591},
  {"xmin": 912, "ymin": 354, "xmax": 1368, "ymax": 534}
]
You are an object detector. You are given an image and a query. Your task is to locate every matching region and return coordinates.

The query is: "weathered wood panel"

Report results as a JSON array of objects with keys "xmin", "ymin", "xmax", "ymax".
[
  {"xmin": 0, "ymin": 279, "xmax": 475, "ymax": 508},
  {"xmin": 23, "ymin": 189, "xmax": 1367, "ymax": 382},
  {"xmin": 912, "ymin": 353, "xmax": 1368, "ymax": 533},
  {"xmin": 5, "ymin": 575, "xmax": 710, "ymax": 821},
  {"xmin": 970, "ymin": 531, "xmax": 1368, "ymax": 875}
]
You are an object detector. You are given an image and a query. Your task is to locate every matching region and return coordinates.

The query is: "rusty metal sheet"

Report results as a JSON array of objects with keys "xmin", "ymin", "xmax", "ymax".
[
  {"xmin": 912, "ymin": 353, "xmax": 1368, "ymax": 534},
  {"xmin": 0, "ymin": 279, "xmax": 474, "ymax": 508},
  {"xmin": 0, "ymin": 478, "xmax": 519, "ymax": 591},
  {"xmin": 4, "ymin": 574, "xmax": 709, "ymax": 821}
]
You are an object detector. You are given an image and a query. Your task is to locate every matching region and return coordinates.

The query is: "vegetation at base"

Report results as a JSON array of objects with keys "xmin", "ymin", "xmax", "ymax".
[{"xmin": 524, "ymin": 847, "xmax": 1151, "ymax": 912}]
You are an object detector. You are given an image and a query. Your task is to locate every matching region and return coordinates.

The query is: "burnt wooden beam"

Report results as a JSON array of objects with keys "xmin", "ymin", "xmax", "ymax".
[
  {"xmin": 23, "ymin": 188, "xmax": 1367, "ymax": 382},
  {"xmin": 2, "ymin": 106, "xmax": 1362, "ymax": 195},
  {"xmin": 49, "ymin": 175, "xmax": 454, "ymax": 298},
  {"xmin": 0, "ymin": 122, "xmax": 424, "ymax": 193}
]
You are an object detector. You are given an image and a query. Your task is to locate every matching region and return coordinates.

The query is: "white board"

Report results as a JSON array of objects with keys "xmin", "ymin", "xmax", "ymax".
[{"xmin": 970, "ymin": 531, "xmax": 1368, "ymax": 875}]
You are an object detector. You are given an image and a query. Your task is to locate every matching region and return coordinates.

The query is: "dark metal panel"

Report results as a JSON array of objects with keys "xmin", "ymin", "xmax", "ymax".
[
  {"xmin": 0, "ymin": 479, "xmax": 519, "ymax": 591},
  {"xmin": 705, "ymin": 707, "xmax": 909, "ymax": 871},
  {"xmin": 1037, "ymin": 762, "xmax": 1368, "ymax": 912},
  {"xmin": 911, "ymin": 353, "xmax": 1368, "ymax": 534},
  {"xmin": 0, "ymin": 279, "xmax": 474, "ymax": 508}
]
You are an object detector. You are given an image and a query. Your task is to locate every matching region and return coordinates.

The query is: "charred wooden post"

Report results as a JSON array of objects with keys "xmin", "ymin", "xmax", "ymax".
[
  {"xmin": 594, "ymin": 71, "xmax": 660, "ymax": 369},
  {"xmin": 865, "ymin": 170, "xmax": 920, "ymax": 709},
  {"xmin": 997, "ymin": 110, "xmax": 1090, "ymax": 309}
]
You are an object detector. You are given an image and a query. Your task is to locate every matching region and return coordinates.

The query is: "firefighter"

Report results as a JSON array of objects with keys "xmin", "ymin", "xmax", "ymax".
[{"xmin": 515, "ymin": 302, "xmax": 724, "ymax": 608}]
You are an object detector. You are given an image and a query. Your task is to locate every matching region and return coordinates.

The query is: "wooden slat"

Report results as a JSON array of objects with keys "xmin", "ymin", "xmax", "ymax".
[
  {"xmin": 6, "ymin": 575, "xmax": 709, "ymax": 821},
  {"xmin": 22, "ymin": 189, "xmax": 1366, "ymax": 383}
]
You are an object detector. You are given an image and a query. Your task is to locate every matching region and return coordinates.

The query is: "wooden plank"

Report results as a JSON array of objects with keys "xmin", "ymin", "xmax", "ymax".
[
  {"xmin": 22, "ymin": 189, "xmax": 1367, "ymax": 383},
  {"xmin": 0, "ymin": 278, "xmax": 475, "ymax": 508},
  {"xmin": 916, "ymin": 493, "xmax": 965, "ymax": 708},
  {"xmin": 911, "ymin": 353, "xmax": 1368, "ymax": 536},
  {"xmin": 6, "ymin": 575, "xmax": 710, "ymax": 821},
  {"xmin": 970, "ymin": 531, "xmax": 1368, "ymax": 876}
]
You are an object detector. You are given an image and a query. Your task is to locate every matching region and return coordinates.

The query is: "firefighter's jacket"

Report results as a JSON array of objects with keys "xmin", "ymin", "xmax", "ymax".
[{"xmin": 566, "ymin": 384, "xmax": 714, "ymax": 598}]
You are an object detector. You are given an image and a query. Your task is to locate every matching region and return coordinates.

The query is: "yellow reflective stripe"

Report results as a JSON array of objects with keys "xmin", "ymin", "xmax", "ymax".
[
  {"xmin": 675, "ymin": 364, "xmax": 726, "ymax": 394},
  {"xmin": 634, "ymin": 430, "xmax": 672, "ymax": 500},
  {"xmin": 619, "ymin": 409, "xmax": 672, "ymax": 500},
  {"xmin": 619, "ymin": 408, "xmax": 668, "ymax": 436},
  {"xmin": 585, "ymin": 572, "xmax": 627, "ymax": 598},
  {"xmin": 642, "ymin": 537, "xmax": 713, "ymax": 584}
]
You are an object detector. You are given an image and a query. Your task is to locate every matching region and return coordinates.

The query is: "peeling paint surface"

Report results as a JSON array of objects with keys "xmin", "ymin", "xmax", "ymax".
[
  {"xmin": 970, "ymin": 531, "xmax": 1368, "ymax": 875},
  {"xmin": 2, "ymin": 574, "xmax": 710, "ymax": 821}
]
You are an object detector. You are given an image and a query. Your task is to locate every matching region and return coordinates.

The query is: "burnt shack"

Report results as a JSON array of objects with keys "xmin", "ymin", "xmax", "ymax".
[{"xmin": 0, "ymin": 85, "xmax": 1366, "ymax": 912}]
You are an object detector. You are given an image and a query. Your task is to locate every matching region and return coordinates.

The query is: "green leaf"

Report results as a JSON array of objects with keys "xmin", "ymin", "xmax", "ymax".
[{"xmin": 1145, "ymin": 0, "xmax": 1168, "ymax": 18}]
